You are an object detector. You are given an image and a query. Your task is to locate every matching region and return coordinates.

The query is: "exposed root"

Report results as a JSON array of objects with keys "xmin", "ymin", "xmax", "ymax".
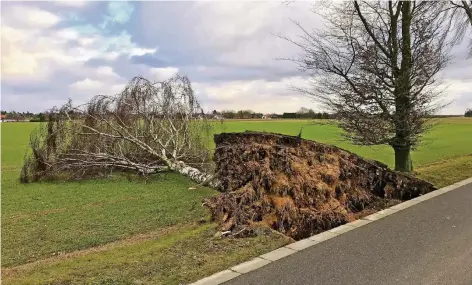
[{"xmin": 204, "ymin": 132, "xmax": 436, "ymax": 240}]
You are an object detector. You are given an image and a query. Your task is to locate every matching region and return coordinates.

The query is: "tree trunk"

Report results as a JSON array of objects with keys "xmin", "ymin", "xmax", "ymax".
[
  {"xmin": 391, "ymin": 1, "xmax": 413, "ymax": 174},
  {"xmin": 168, "ymin": 160, "xmax": 221, "ymax": 189},
  {"xmin": 393, "ymin": 145, "xmax": 413, "ymax": 172}
]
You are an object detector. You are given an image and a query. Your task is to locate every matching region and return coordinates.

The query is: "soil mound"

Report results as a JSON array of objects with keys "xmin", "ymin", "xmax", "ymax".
[{"xmin": 204, "ymin": 131, "xmax": 436, "ymax": 240}]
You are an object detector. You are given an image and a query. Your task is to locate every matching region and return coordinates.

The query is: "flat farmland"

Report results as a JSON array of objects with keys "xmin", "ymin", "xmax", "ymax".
[{"xmin": 215, "ymin": 118, "xmax": 472, "ymax": 168}]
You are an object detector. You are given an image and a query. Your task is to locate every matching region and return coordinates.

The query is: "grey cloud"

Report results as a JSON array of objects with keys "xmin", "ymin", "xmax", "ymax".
[
  {"xmin": 184, "ymin": 65, "xmax": 305, "ymax": 83},
  {"xmin": 85, "ymin": 55, "xmax": 154, "ymax": 81},
  {"xmin": 129, "ymin": 50, "xmax": 214, "ymax": 68},
  {"xmin": 444, "ymin": 94, "xmax": 472, "ymax": 114},
  {"xmin": 129, "ymin": 1, "xmax": 472, "ymax": 86},
  {"xmin": 2, "ymin": 62, "xmax": 85, "ymax": 96},
  {"xmin": 79, "ymin": 2, "xmax": 317, "ymax": 85},
  {"xmin": 1, "ymin": 59, "xmax": 125, "ymax": 112},
  {"xmin": 130, "ymin": 53, "xmax": 169, "ymax": 67},
  {"xmin": 126, "ymin": 1, "xmax": 320, "ymax": 83}
]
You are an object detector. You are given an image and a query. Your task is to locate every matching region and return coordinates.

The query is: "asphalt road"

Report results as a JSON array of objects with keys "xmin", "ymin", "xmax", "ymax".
[{"xmin": 224, "ymin": 182, "xmax": 472, "ymax": 285}]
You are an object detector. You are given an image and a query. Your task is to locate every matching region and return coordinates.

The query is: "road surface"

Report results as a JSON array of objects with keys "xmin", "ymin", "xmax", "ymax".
[{"xmin": 224, "ymin": 182, "xmax": 472, "ymax": 285}]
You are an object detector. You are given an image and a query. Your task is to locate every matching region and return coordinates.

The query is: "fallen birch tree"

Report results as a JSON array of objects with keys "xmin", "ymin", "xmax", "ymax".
[{"xmin": 20, "ymin": 75, "xmax": 220, "ymax": 188}]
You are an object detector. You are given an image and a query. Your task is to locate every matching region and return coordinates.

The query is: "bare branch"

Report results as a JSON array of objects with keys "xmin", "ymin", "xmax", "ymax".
[{"xmin": 21, "ymin": 75, "xmax": 221, "ymax": 189}]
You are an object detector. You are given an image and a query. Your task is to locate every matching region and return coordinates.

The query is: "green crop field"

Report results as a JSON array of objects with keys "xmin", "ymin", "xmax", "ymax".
[
  {"xmin": 2, "ymin": 119, "xmax": 472, "ymax": 284},
  {"xmin": 215, "ymin": 118, "xmax": 472, "ymax": 168}
]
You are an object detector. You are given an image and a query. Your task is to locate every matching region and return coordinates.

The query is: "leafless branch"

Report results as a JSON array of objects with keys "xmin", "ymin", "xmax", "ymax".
[{"xmin": 21, "ymin": 75, "xmax": 221, "ymax": 189}]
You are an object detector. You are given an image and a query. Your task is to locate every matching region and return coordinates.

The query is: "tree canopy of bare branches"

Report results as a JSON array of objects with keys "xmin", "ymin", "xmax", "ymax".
[
  {"xmin": 20, "ymin": 75, "xmax": 220, "ymax": 188},
  {"xmin": 281, "ymin": 1, "xmax": 454, "ymax": 172},
  {"xmin": 442, "ymin": 1, "xmax": 472, "ymax": 55}
]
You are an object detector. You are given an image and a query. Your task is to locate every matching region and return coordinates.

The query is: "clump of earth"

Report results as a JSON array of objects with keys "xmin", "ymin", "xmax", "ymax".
[{"xmin": 204, "ymin": 131, "xmax": 436, "ymax": 240}]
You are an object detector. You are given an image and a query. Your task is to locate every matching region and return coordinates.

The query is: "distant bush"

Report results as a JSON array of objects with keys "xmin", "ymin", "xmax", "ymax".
[
  {"xmin": 282, "ymin": 112, "xmax": 297, "ymax": 119},
  {"xmin": 465, "ymin": 109, "xmax": 472, "ymax": 117},
  {"xmin": 30, "ymin": 113, "xmax": 47, "ymax": 122}
]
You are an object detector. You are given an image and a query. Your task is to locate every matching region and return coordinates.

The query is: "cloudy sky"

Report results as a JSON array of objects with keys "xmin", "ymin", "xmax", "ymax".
[{"xmin": 1, "ymin": 1, "xmax": 471, "ymax": 114}]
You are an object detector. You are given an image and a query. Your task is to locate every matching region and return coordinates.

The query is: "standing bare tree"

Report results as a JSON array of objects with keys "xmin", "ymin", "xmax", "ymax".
[
  {"xmin": 281, "ymin": 1, "xmax": 452, "ymax": 172},
  {"xmin": 21, "ymin": 75, "xmax": 221, "ymax": 188}
]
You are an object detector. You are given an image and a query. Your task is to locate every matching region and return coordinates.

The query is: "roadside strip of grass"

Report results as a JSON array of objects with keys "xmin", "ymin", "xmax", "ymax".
[
  {"xmin": 3, "ymin": 223, "xmax": 290, "ymax": 285},
  {"xmin": 415, "ymin": 154, "xmax": 472, "ymax": 188}
]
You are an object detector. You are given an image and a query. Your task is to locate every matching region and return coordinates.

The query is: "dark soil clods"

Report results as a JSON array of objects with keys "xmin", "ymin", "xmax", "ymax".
[{"xmin": 204, "ymin": 131, "xmax": 436, "ymax": 240}]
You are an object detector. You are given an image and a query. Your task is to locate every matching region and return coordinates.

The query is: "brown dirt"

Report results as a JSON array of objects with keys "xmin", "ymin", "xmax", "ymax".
[{"xmin": 204, "ymin": 131, "xmax": 436, "ymax": 240}]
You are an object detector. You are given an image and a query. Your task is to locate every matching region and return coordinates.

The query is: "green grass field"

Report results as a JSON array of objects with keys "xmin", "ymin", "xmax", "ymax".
[
  {"xmin": 2, "ymin": 119, "xmax": 472, "ymax": 284},
  {"xmin": 214, "ymin": 118, "xmax": 472, "ymax": 168}
]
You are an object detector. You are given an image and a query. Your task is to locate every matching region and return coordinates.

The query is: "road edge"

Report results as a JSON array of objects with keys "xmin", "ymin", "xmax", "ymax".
[{"xmin": 189, "ymin": 177, "xmax": 472, "ymax": 285}]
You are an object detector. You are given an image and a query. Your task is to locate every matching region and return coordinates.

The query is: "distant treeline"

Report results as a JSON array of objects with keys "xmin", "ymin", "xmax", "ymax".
[
  {"xmin": 424, "ymin": 115, "xmax": 467, "ymax": 118},
  {"xmin": 2, "ymin": 108, "xmax": 470, "ymax": 122},
  {"xmin": 1, "ymin": 110, "xmax": 56, "ymax": 122},
  {"xmin": 1, "ymin": 111, "xmax": 41, "ymax": 122},
  {"xmin": 281, "ymin": 112, "xmax": 332, "ymax": 119},
  {"xmin": 214, "ymin": 107, "xmax": 334, "ymax": 119},
  {"xmin": 218, "ymin": 110, "xmax": 264, "ymax": 119},
  {"xmin": 210, "ymin": 107, "xmax": 471, "ymax": 119}
]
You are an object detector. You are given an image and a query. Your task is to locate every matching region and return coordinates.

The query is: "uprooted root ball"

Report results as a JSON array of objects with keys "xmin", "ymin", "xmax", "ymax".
[{"xmin": 204, "ymin": 132, "xmax": 436, "ymax": 240}]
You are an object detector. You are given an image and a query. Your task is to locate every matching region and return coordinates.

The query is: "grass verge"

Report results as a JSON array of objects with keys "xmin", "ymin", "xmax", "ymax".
[
  {"xmin": 3, "ymin": 223, "xmax": 290, "ymax": 285},
  {"xmin": 415, "ymin": 154, "xmax": 472, "ymax": 188}
]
